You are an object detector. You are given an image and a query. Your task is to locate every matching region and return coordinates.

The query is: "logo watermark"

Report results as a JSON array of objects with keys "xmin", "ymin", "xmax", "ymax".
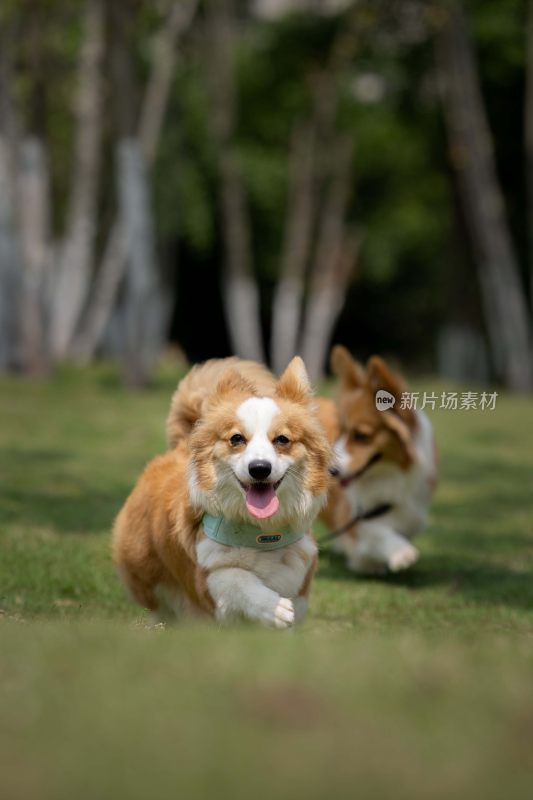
[
  {"xmin": 375, "ymin": 389, "xmax": 396, "ymax": 411},
  {"xmin": 375, "ymin": 390, "xmax": 499, "ymax": 412}
]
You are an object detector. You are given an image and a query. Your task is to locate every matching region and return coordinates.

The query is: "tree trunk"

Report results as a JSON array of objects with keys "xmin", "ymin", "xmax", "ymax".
[
  {"xmin": 526, "ymin": 0, "xmax": 533, "ymax": 310},
  {"xmin": 219, "ymin": 156, "xmax": 265, "ymax": 363},
  {"xmin": 0, "ymin": 138, "xmax": 23, "ymax": 371},
  {"xmin": 49, "ymin": 0, "xmax": 104, "ymax": 360},
  {"xmin": 0, "ymin": 21, "xmax": 19, "ymax": 195},
  {"xmin": 300, "ymin": 136, "xmax": 357, "ymax": 381},
  {"xmin": 116, "ymin": 140, "xmax": 166, "ymax": 387},
  {"xmin": 16, "ymin": 137, "xmax": 51, "ymax": 375},
  {"xmin": 437, "ymin": 323, "xmax": 490, "ymax": 384},
  {"xmin": 138, "ymin": 0, "xmax": 198, "ymax": 165},
  {"xmin": 73, "ymin": 0, "xmax": 198, "ymax": 361},
  {"xmin": 436, "ymin": 1, "xmax": 533, "ymax": 391},
  {"xmin": 205, "ymin": 0, "xmax": 265, "ymax": 363},
  {"xmin": 271, "ymin": 9, "xmax": 361, "ymax": 375},
  {"xmin": 271, "ymin": 121, "xmax": 317, "ymax": 374},
  {"xmin": 0, "ymin": 25, "xmax": 23, "ymax": 371}
]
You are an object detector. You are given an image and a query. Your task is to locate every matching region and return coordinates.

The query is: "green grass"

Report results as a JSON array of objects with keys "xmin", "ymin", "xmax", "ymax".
[{"xmin": 1, "ymin": 365, "xmax": 533, "ymax": 799}]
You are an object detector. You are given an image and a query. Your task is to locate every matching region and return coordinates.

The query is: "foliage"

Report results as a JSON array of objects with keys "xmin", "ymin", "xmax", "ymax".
[
  {"xmin": 154, "ymin": 2, "xmax": 459, "ymax": 363},
  {"xmin": 2, "ymin": 1, "xmax": 531, "ymax": 368}
]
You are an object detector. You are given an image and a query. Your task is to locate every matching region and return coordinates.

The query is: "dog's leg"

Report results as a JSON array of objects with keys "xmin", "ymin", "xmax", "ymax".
[
  {"xmin": 292, "ymin": 553, "xmax": 317, "ymax": 624},
  {"xmin": 207, "ymin": 568, "xmax": 295, "ymax": 629},
  {"xmin": 146, "ymin": 584, "xmax": 188, "ymax": 625},
  {"xmin": 339, "ymin": 521, "xmax": 419, "ymax": 575},
  {"xmin": 292, "ymin": 597, "xmax": 308, "ymax": 624}
]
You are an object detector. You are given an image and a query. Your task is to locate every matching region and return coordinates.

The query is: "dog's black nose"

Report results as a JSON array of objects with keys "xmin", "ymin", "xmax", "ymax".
[
  {"xmin": 248, "ymin": 460, "xmax": 272, "ymax": 481},
  {"xmin": 328, "ymin": 465, "xmax": 340, "ymax": 478}
]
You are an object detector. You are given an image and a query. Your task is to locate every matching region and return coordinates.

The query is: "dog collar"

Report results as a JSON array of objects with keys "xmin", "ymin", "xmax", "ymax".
[
  {"xmin": 339, "ymin": 452, "xmax": 383, "ymax": 488},
  {"xmin": 319, "ymin": 502, "xmax": 394, "ymax": 543},
  {"xmin": 202, "ymin": 513, "xmax": 306, "ymax": 551}
]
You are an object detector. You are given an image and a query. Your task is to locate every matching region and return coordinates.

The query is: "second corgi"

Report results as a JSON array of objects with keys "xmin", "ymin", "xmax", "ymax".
[{"xmin": 317, "ymin": 346, "xmax": 437, "ymax": 575}]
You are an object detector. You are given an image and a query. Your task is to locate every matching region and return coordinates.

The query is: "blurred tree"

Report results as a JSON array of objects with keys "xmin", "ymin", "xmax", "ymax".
[
  {"xmin": 1, "ymin": 0, "xmax": 531, "ymax": 389},
  {"xmin": 0, "ymin": 0, "xmax": 198, "ymax": 384},
  {"xmin": 204, "ymin": 0, "xmax": 265, "ymax": 363},
  {"xmin": 270, "ymin": 6, "xmax": 361, "ymax": 377},
  {"xmin": 297, "ymin": 8, "xmax": 362, "ymax": 378},
  {"xmin": 301, "ymin": 136, "xmax": 358, "ymax": 379},
  {"xmin": 74, "ymin": 0, "xmax": 199, "ymax": 368},
  {"xmin": 436, "ymin": 0, "xmax": 533, "ymax": 390},
  {"xmin": 526, "ymin": 0, "xmax": 533, "ymax": 307},
  {"xmin": 0, "ymin": 15, "xmax": 23, "ymax": 371},
  {"xmin": 270, "ymin": 120, "xmax": 316, "ymax": 373},
  {"xmin": 15, "ymin": 1, "xmax": 53, "ymax": 376},
  {"xmin": 105, "ymin": 0, "xmax": 163, "ymax": 387},
  {"xmin": 203, "ymin": 2, "xmax": 362, "ymax": 377},
  {"xmin": 49, "ymin": 0, "xmax": 104, "ymax": 360},
  {"xmin": 17, "ymin": 137, "xmax": 51, "ymax": 375}
]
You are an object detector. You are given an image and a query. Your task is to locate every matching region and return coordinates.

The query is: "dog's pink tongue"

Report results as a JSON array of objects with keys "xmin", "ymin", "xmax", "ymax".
[{"xmin": 245, "ymin": 484, "xmax": 280, "ymax": 519}]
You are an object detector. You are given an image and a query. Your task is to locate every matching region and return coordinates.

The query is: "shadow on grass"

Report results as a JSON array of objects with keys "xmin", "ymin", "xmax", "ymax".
[
  {"xmin": 318, "ymin": 549, "xmax": 533, "ymax": 611},
  {"xmin": 317, "ymin": 444, "xmax": 533, "ymax": 613},
  {"xmin": 0, "ymin": 447, "xmax": 128, "ymax": 534},
  {"xmin": 0, "ymin": 485, "xmax": 127, "ymax": 534},
  {"xmin": 0, "ymin": 447, "xmax": 75, "ymax": 463}
]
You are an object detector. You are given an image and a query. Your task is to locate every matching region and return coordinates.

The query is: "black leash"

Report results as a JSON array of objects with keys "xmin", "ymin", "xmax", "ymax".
[
  {"xmin": 338, "ymin": 452, "xmax": 383, "ymax": 487},
  {"xmin": 319, "ymin": 502, "xmax": 394, "ymax": 544},
  {"xmin": 320, "ymin": 448, "xmax": 392, "ymax": 543}
]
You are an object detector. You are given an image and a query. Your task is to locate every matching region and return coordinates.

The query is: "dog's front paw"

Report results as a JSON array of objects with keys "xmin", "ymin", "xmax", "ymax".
[
  {"xmin": 269, "ymin": 597, "xmax": 294, "ymax": 629},
  {"xmin": 387, "ymin": 542, "xmax": 419, "ymax": 573}
]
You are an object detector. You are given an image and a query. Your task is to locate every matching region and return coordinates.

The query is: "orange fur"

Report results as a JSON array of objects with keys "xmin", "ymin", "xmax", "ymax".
[
  {"xmin": 166, "ymin": 357, "xmax": 275, "ymax": 448},
  {"xmin": 319, "ymin": 346, "xmax": 437, "ymax": 544},
  {"xmin": 313, "ymin": 397, "xmax": 339, "ymax": 445},
  {"xmin": 113, "ymin": 444, "xmax": 214, "ymax": 614},
  {"xmin": 330, "ymin": 346, "xmax": 418, "ymax": 476},
  {"xmin": 113, "ymin": 356, "xmax": 332, "ymax": 624}
]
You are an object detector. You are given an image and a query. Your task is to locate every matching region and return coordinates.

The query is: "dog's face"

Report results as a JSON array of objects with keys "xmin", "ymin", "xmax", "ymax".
[
  {"xmin": 189, "ymin": 357, "xmax": 332, "ymax": 528},
  {"xmin": 331, "ymin": 346, "xmax": 417, "ymax": 486}
]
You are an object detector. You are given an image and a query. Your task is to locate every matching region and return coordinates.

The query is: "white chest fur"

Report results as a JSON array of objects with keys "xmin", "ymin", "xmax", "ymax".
[
  {"xmin": 344, "ymin": 409, "xmax": 436, "ymax": 535},
  {"xmin": 196, "ymin": 533, "xmax": 317, "ymax": 598}
]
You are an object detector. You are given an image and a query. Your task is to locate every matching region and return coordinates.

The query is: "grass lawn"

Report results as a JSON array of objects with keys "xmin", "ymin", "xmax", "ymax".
[{"xmin": 1, "ymin": 364, "xmax": 533, "ymax": 799}]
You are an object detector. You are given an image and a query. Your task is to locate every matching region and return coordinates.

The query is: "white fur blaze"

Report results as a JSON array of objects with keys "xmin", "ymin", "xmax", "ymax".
[{"xmin": 232, "ymin": 397, "xmax": 290, "ymax": 484}]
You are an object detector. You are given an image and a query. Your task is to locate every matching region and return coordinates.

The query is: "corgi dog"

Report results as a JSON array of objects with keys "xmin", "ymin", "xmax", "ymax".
[
  {"xmin": 317, "ymin": 346, "xmax": 437, "ymax": 575},
  {"xmin": 113, "ymin": 356, "xmax": 332, "ymax": 628}
]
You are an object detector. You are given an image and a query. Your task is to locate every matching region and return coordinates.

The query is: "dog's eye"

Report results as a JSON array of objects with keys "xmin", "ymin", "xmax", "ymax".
[
  {"xmin": 229, "ymin": 433, "xmax": 246, "ymax": 447},
  {"xmin": 351, "ymin": 430, "xmax": 371, "ymax": 443},
  {"xmin": 273, "ymin": 434, "xmax": 290, "ymax": 446}
]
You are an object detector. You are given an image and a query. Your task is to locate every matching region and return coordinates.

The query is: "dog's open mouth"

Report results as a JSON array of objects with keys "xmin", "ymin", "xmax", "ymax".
[{"xmin": 239, "ymin": 478, "xmax": 283, "ymax": 520}]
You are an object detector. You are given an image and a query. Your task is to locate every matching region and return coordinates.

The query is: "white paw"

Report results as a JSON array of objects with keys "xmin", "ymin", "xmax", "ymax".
[
  {"xmin": 271, "ymin": 597, "xmax": 295, "ymax": 629},
  {"xmin": 387, "ymin": 543, "xmax": 419, "ymax": 573}
]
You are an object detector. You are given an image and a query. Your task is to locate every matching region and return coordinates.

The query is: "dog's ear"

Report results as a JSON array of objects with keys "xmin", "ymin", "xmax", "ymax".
[
  {"xmin": 381, "ymin": 411, "xmax": 416, "ymax": 467},
  {"xmin": 276, "ymin": 356, "xmax": 312, "ymax": 404},
  {"xmin": 167, "ymin": 389, "xmax": 205, "ymax": 448},
  {"xmin": 330, "ymin": 345, "xmax": 365, "ymax": 388},
  {"xmin": 209, "ymin": 368, "xmax": 256, "ymax": 405},
  {"xmin": 367, "ymin": 356, "xmax": 416, "ymax": 428}
]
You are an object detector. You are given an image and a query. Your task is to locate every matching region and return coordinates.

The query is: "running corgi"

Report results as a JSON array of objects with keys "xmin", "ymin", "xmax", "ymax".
[
  {"xmin": 113, "ymin": 357, "xmax": 332, "ymax": 626},
  {"xmin": 317, "ymin": 346, "xmax": 437, "ymax": 574}
]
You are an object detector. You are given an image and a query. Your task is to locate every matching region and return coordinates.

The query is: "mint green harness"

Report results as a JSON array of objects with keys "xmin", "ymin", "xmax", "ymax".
[{"xmin": 202, "ymin": 513, "xmax": 306, "ymax": 551}]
